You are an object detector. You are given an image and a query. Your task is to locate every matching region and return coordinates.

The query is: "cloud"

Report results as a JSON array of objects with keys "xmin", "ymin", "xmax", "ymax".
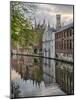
[{"xmin": 24, "ymin": 3, "xmax": 73, "ymax": 26}]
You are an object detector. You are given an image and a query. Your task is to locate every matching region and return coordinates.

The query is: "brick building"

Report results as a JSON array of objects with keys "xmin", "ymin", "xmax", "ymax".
[{"xmin": 55, "ymin": 23, "xmax": 74, "ymax": 61}]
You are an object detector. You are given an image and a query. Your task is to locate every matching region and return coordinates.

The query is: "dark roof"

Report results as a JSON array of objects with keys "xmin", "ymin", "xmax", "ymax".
[
  {"xmin": 55, "ymin": 23, "xmax": 73, "ymax": 33},
  {"xmin": 48, "ymin": 27, "xmax": 56, "ymax": 32}
]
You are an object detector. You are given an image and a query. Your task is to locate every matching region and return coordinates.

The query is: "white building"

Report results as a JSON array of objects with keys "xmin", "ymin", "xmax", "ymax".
[
  {"xmin": 42, "ymin": 23, "xmax": 56, "ymax": 80},
  {"xmin": 42, "ymin": 23, "xmax": 56, "ymax": 59}
]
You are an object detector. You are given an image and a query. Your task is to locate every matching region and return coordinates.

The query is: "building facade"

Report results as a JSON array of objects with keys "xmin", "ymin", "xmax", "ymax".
[
  {"xmin": 55, "ymin": 23, "xmax": 74, "ymax": 61},
  {"xmin": 42, "ymin": 23, "xmax": 56, "ymax": 59},
  {"xmin": 33, "ymin": 19, "xmax": 46, "ymax": 55}
]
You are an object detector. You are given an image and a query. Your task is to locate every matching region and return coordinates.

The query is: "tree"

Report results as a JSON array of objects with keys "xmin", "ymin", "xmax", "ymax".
[
  {"xmin": 11, "ymin": 1, "xmax": 44, "ymax": 50},
  {"xmin": 11, "ymin": 1, "xmax": 33, "ymax": 48}
]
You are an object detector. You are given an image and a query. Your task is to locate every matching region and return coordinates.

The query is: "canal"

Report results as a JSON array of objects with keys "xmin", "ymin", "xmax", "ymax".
[{"xmin": 11, "ymin": 55, "xmax": 74, "ymax": 98}]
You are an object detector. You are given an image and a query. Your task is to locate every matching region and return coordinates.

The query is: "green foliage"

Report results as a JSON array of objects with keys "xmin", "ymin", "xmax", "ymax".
[{"xmin": 11, "ymin": 2, "xmax": 43, "ymax": 49}]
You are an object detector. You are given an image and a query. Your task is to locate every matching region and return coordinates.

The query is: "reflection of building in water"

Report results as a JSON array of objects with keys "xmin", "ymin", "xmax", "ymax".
[
  {"xmin": 55, "ymin": 61, "xmax": 74, "ymax": 95},
  {"xmin": 43, "ymin": 59, "xmax": 56, "ymax": 85},
  {"xmin": 55, "ymin": 23, "xmax": 74, "ymax": 61},
  {"xmin": 11, "ymin": 55, "xmax": 43, "ymax": 88}
]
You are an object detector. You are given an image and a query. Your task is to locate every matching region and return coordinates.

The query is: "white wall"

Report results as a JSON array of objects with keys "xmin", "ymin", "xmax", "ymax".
[{"xmin": 42, "ymin": 28, "xmax": 55, "ymax": 58}]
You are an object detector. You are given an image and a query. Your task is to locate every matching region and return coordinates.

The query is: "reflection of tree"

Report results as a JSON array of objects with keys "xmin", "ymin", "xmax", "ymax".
[
  {"xmin": 34, "ymin": 58, "xmax": 38, "ymax": 64},
  {"xmin": 23, "ymin": 65, "xmax": 29, "ymax": 80},
  {"xmin": 11, "ymin": 81, "xmax": 21, "ymax": 99},
  {"xmin": 12, "ymin": 56, "xmax": 43, "ymax": 88},
  {"xmin": 32, "ymin": 64, "xmax": 43, "ymax": 83}
]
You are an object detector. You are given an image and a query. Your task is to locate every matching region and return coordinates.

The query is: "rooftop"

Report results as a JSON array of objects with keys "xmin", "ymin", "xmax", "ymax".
[{"xmin": 55, "ymin": 23, "xmax": 73, "ymax": 33}]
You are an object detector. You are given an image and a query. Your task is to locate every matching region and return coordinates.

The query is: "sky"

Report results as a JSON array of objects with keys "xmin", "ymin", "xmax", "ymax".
[{"xmin": 24, "ymin": 3, "xmax": 73, "ymax": 28}]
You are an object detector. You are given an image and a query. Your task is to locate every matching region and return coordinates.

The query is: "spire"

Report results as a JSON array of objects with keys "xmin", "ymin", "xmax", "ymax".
[
  {"xmin": 37, "ymin": 20, "xmax": 41, "ymax": 29},
  {"xmin": 41, "ymin": 19, "xmax": 46, "ymax": 30},
  {"xmin": 34, "ymin": 17, "xmax": 37, "ymax": 29},
  {"xmin": 48, "ymin": 21, "xmax": 50, "ymax": 30},
  {"xmin": 43, "ymin": 19, "xmax": 45, "ymax": 25}
]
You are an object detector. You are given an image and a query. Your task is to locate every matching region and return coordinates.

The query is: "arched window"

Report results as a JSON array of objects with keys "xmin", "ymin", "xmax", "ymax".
[{"xmin": 70, "ymin": 40, "xmax": 72, "ymax": 50}]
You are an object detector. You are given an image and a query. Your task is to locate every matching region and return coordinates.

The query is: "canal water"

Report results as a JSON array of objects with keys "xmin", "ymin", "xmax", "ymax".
[{"xmin": 11, "ymin": 55, "xmax": 74, "ymax": 98}]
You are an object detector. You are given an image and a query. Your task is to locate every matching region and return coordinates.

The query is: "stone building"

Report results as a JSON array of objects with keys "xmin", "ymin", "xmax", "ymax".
[
  {"xmin": 42, "ymin": 23, "xmax": 56, "ymax": 59},
  {"xmin": 33, "ymin": 19, "xmax": 46, "ymax": 55},
  {"xmin": 55, "ymin": 23, "xmax": 74, "ymax": 61}
]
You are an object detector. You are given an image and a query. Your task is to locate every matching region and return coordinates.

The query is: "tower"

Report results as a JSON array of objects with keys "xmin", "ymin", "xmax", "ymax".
[{"xmin": 56, "ymin": 14, "xmax": 61, "ymax": 30}]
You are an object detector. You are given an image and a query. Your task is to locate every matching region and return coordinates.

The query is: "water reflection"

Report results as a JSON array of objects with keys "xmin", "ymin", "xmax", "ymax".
[
  {"xmin": 43, "ymin": 58, "xmax": 56, "ymax": 84},
  {"xmin": 11, "ymin": 55, "xmax": 74, "ymax": 98},
  {"xmin": 12, "ymin": 56, "xmax": 43, "ymax": 86},
  {"xmin": 55, "ymin": 61, "xmax": 74, "ymax": 95}
]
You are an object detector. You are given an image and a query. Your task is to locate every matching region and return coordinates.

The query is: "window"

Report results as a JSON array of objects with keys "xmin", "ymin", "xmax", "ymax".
[
  {"xmin": 62, "ymin": 40, "xmax": 63, "ymax": 49},
  {"xmin": 57, "ymin": 41, "xmax": 58, "ymax": 49},
  {"xmin": 59, "ymin": 33, "xmax": 60, "ymax": 38},
  {"xmin": 64, "ymin": 31, "xmax": 66, "ymax": 37},
  {"xmin": 72, "ymin": 40, "xmax": 73, "ymax": 49},
  {"xmin": 62, "ymin": 32, "xmax": 64, "ymax": 38},
  {"xmin": 67, "ymin": 40, "xmax": 69, "ymax": 50},
  {"xmin": 70, "ymin": 30, "xmax": 72, "ymax": 36},
  {"xmin": 70, "ymin": 40, "xmax": 72, "ymax": 50},
  {"xmin": 58, "ymin": 33, "xmax": 60, "ymax": 38},
  {"xmin": 72, "ymin": 28, "xmax": 73, "ymax": 34},
  {"xmin": 57, "ymin": 34, "xmax": 59, "ymax": 38},
  {"xmin": 70, "ymin": 28, "xmax": 73, "ymax": 36},
  {"xmin": 61, "ymin": 41, "xmax": 63, "ymax": 49},
  {"xmin": 55, "ymin": 34, "xmax": 57, "ymax": 39},
  {"xmin": 56, "ymin": 34, "xmax": 58, "ymax": 38},
  {"xmin": 64, "ymin": 40, "xmax": 66, "ymax": 49},
  {"xmin": 67, "ymin": 30, "xmax": 69, "ymax": 37}
]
